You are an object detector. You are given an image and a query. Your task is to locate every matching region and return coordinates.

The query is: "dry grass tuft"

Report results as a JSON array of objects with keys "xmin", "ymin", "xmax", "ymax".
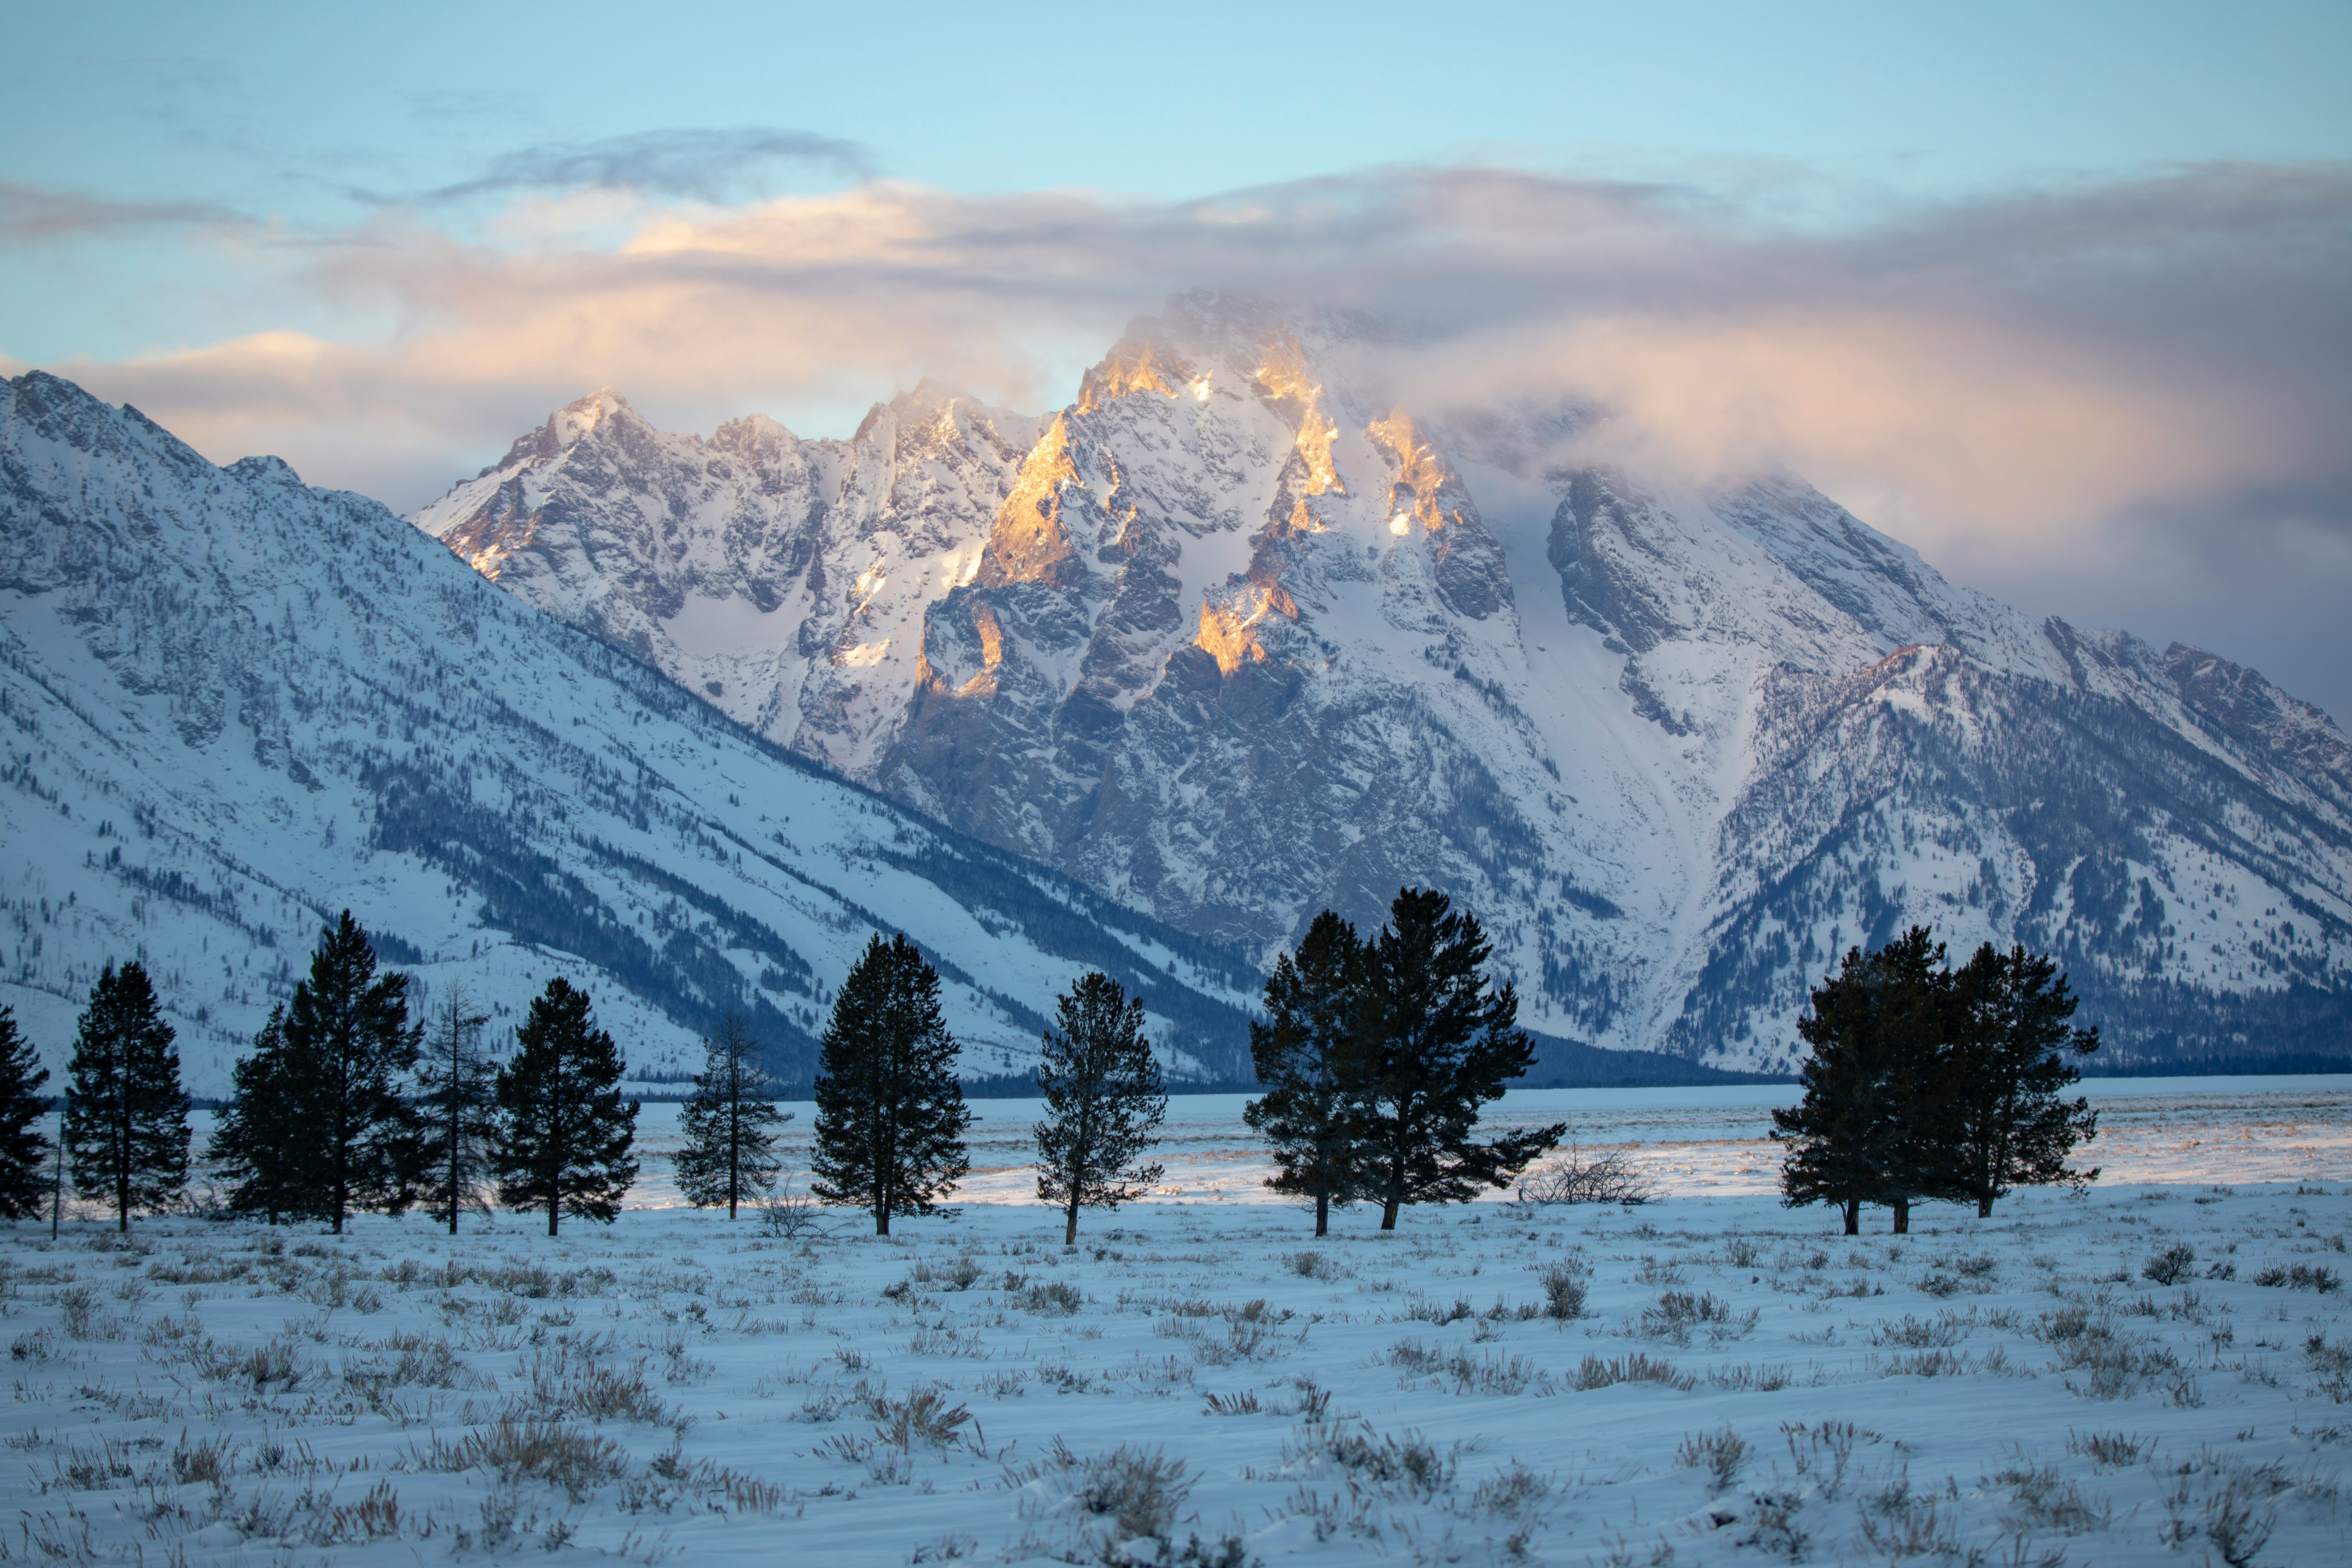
[{"xmin": 1676, "ymin": 1426, "xmax": 1750, "ymax": 1490}]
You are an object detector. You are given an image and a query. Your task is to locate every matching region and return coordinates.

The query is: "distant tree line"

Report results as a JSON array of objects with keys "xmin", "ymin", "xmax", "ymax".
[
  {"xmin": 799, "ymin": 887, "xmax": 1562, "ymax": 1241},
  {"xmin": 1774, "ymin": 925, "xmax": 2101, "ymax": 1233},
  {"xmin": 0, "ymin": 887, "xmax": 1562, "ymax": 1243},
  {"xmin": 0, "ymin": 915, "xmax": 648, "ymax": 1235}
]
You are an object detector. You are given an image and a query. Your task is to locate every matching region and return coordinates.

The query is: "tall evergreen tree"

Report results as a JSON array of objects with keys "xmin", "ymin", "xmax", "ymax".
[
  {"xmin": 1035, "ymin": 972, "xmax": 1167, "ymax": 1246},
  {"xmin": 1939, "ymin": 942, "xmax": 2101, "ymax": 1216},
  {"xmin": 675, "ymin": 1014, "xmax": 789, "ymax": 1218},
  {"xmin": 276, "ymin": 912, "xmax": 424, "ymax": 1232},
  {"xmin": 415, "ymin": 988, "xmax": 498, "ymax": 1234},
  {"xmin": 1347, "ymin": 889, "xmax": 1561, "ymax": 1230},
  {"xmin": 492, "ymin": 978, "xmax": 639, "ymax": 1235},
  {"xmin": 1244, "ymin": 912, "xmax": 1367, "ymax": 1236},
  {"xmin": 208, "ymin": 1007, "xmax": 305, "ymax": 1223},
  {"xmin": 812, "ymin": 934, "xmax": 971, "ymax": 1235},
  {"xmin": 62, "ymin": 961, "xmax": 190, "ymax": 1231},
  {"xmin": 0, "ymin": 1008, "xmax": 52, "ymax": 1220},
  {"xmin": 1772, "ymin": 926, "xmax": 1953, "ymax": 1234}
]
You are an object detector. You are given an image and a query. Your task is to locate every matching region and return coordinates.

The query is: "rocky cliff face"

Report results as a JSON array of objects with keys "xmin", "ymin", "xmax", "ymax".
[
  {"xmin": 415, "ymin": 381, "xmax": 1045, "ymax": 778},
  {"xmin": 414, "ymin": 298, "xmax": 2352, "ymax": 1069}
]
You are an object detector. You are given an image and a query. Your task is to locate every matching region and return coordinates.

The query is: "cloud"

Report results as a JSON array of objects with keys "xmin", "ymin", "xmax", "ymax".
[
  {"xmin": 0, "ymin": 181, "xmax": 246, "ymax": 245},
  {"xmin": 422, "ymin": 127, "xmax": 873, "ymax": 204},
  {"xmin": 29, "ymin": 159, "xmax": 2352, "ymax": 714}
]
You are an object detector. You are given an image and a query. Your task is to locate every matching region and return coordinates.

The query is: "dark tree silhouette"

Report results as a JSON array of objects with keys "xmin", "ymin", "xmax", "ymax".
[
  {"xmin": 1035, "ymin": 972, "xmax": 1167, "ymax": 1246},
  {"xmin": 675, "ymin": 1014, "xmax": 789, "ymax": 1218},
  {"xmin": 812, "ymin": 934, "xmax": 970, "ymax": 1235},
  {"xmin": 492, "ymin": 978, "xmax": 639, "ymax": 1235},
  {"xmin": 209, "ymin": 1007, "xmax": 304, "ymax": 1223},
  {"xmin": 1244, "ymin": 912, "xmax": 1367, "ymax": 1236},
  {"xmin": 62, "ymin": 962, "xmax": 190, "ymax": 1231},
  {"xmin": 415, "ymin": 988, "xmax": 498, "ymax": 1233},
  {"xmin": 275, "ymin": 912, "xmax": 424, "ymax": 1232},
  {"xmin": 1772, "ymin": 926, "xmax": 1953, "ymax": 1234},
  {"xmin": 1347, "ymin": 889, "xmax": 1560, "ymax": 1230},
  {"xmin": 1940, "ymin": 942, "xmax": 2101, "ymax": 1216},
  {"xmin": 0, "ymin": 1008, "xmax": 52, "ymax": 1220}
]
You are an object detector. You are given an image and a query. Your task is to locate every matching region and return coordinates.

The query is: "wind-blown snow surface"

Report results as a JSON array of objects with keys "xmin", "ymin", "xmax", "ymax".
[
  {"xmin": 414, "ymin": 294, "xmax": 2352, "ymax": 1072},
  {"xmin": 0, "ymin": 372, "xmax": 1259, "ymax": 1093},
  {"xmin": 4, "ymin": 1090, "xmax": 2347, "ymax": 1565}
]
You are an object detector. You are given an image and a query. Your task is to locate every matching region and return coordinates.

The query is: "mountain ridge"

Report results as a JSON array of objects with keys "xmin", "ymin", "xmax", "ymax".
[
  {"xmin": 1, "ymin": 369, "xmax": 1261, "ymax": 1094},
  {"xmin": 408, "ymin": 296, "xmax": 2352, "ymax": 1070}
]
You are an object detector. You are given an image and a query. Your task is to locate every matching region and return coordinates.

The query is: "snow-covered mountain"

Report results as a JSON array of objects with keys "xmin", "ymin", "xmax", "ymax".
[
  {"xmin": 414, "ymin": 295, "xmax": 2352, "ymax": 1070},
  {"xmin": 0, "ymin": 372, "xmax": 1260, "ymax": 1096}
]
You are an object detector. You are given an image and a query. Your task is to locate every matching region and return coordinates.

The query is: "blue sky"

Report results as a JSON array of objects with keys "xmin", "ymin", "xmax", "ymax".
[{"xmin": 4, "ymin": 0, "xmax": 2350, "ymax": 718}]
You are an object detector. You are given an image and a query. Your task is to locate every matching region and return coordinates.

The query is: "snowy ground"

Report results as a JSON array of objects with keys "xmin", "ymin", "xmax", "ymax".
[{"xmin": 4, "ymin": 1083, "xmax": 2349, "ymax": 1565}]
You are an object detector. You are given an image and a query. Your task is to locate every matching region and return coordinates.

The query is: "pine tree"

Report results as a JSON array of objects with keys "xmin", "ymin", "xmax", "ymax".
[
  {"xmin": 275, "ymin": 912, "xmax": 424, "ymax": 1232},
  {"xmin": 1035, "ymin": 971, "xmax": 1168, "ymax": 1246},
  {"xmin": 415, "ymin": 988, "xmax": 498, "ymax": 1234},
  {"xmin": 0, "ymin": 1008, "xmax": 52, "ymax": 1220},
  {"xmin": 675, "ymin": 1014, "xmax": 789, "ymax": 1218},
  {"xmin": 1244, "ymin": 912, "xmax": 1367, "ymax": 1236},
  {"xmin": 1771, "ymin": 926, "xmax": 1953, "ymax": 1234},
  {"xmin": 1347, "ymin": 889, "xmax": 1561, "ymax": 1230},
  {"xmin": 1940, "ymin": 942, "xmax": 2101, "ymax": 1216},
  {"xmin": 492, "ymin": 978, "xmax": 639, "ymax": 1235},
  {"xmin": 62, "ymin": 961, "xmax": 191, "ymax": 1231},
  {"xmin": 812, "ymin": 934, "xmax": 971, "ymax": 1235},
  {"xmin": 209, "ymin": 1007, "xmax": 305, "ymax": 1223}
]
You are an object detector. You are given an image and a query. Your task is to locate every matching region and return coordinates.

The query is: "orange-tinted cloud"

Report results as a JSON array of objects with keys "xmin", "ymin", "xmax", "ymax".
[{"xmin": 28, "ymin": 162, "xmax": 2351, "ymax": 570}]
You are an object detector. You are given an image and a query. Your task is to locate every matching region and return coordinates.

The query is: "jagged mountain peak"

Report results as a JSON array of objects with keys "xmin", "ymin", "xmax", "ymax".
[
  {"xmin": 474, "ymin": 386, "xmax": 640, "ymax": 476},
  {"xmin": 1073, "ymin": 292, "xmax": 1407, "ymax": 422}
]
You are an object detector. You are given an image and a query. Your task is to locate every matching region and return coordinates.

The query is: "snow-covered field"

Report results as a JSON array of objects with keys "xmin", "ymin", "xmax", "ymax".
[{"xmin": 6, "ymin": 1082, "xmax": 2349, "ymax": 1565}]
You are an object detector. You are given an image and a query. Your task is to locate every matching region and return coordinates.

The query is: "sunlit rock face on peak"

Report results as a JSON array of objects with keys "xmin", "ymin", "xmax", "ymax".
[
  {"xmin": 415, "ymin": 296, "xmax": 2352, "ymax": 1070},
  {"xmin": 875, "ymin": 299, "xmax": 1544, "ymax": 968}
]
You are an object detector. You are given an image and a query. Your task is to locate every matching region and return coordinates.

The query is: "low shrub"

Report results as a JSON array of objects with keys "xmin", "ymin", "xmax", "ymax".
[
  {"xmin": 1517, "ymin": 1146, "xmax": 1654, "ymax": 1205},
  {"xmin": 2252, "ymin": 1263, "xmax": 2341, "ymax": 1293},
  {"xmin": 1676, "ymin": 1426, "xmax": 1749, "ymax": 1490},
  {"xmin": 1538, "ymin": 1263, "xmax": 1588, "ymax": 1321}
]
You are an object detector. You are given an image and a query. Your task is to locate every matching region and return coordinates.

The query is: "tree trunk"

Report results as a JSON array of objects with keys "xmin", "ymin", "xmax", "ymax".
[
  {"xmin": 1315, "ymin": 1192, "xmax": 1329, "ymax": 1237},
  {"xmin": 1891, "ymin": 1197, "xmax": 1910, "ymax": 1234},
  {"xmin": 1842, "ymin": 1196, "xmax": 1861, "ymax": 1235},
  {"xmin": 1977, "ymin": 1194, "xmax": 1995, "ymax": 1219},
  {"xmin": 876, "ymin": 1206, "xmax": 890, "ymax": 1236},
  {"xmin": 1380, "ymin": 1197, "xmax": 1400, "ymax": 1231},
  {"xmin": 1064, "ymin": 1190, "xmax": 1080, "ymax": 1247},
  {"xmin": 546, "ymin": 1200, "xmax": 559, "ymax": 1237}
]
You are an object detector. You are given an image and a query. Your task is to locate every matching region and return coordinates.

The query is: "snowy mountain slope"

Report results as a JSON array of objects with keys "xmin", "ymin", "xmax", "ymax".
[
  {"xmin": 414, "ymin": 297, "xmax": 2352, "ymax": 1068},
  {"xmin": 0, "ymin": 372, "xmax": 1259, "ymax": 1095}
]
